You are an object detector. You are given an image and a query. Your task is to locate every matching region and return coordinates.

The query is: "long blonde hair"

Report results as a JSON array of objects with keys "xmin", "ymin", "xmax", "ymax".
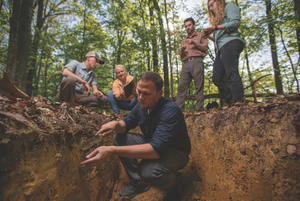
[{"xmin": 207, "ymin": 0, "xmax": 227, "ymax": 26}]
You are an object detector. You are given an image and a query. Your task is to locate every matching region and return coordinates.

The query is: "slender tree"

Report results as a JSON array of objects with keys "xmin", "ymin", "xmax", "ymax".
[
  {"xmin": 149, "ymin": 1, "xmax": 159, "ymax": 72},
  {"xmin": 265, "ymin": 0, "xmax": 283, "ymax": 94},
  {"xmin": 294, "ymin": 0, "xmax": 300, "ymax": 61},
  {"xmin": 26, "ymin": 0, "xmax": 43, "ymax": 96},
  {"xmin": 153, "ymin": 0, "xmax": 169, "ymax": 97},
  {"xmin": 6, "ymin": 0, "xmax": 21, "ymax": 85},
  {"xmin": 164, "ymin": 0, "xmax": 174, "ymax": 98},
  {"xmin": 6, "ymin": 0, "xmax": 35, "ymax": 92}
]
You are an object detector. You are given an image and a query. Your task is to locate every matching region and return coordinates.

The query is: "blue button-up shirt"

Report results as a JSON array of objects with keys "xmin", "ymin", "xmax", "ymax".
[{"xmin": 123, "ymin": 97, "xmax": 191, "ymax": 156}]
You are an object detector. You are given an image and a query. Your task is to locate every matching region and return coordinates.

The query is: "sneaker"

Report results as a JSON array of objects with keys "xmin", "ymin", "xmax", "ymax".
[
  {"xmin": 163, "ymin": 173, "xmax": 185, "ymax": 201},
  {"xmin": 119, "ymin": 183, "xmax": 150, "ymax": 199}
]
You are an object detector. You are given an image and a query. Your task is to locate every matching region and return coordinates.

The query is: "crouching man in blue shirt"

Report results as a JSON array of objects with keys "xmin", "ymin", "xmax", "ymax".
[{"xmin": 80, "ymin": 71, "xmax": 191, "ymax": 201}]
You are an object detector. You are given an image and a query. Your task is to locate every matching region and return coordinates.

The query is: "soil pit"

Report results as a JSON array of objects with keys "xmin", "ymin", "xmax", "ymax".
[{"xmin": 0, "ymin": 94, "xmax": 300, "ymax": 201}]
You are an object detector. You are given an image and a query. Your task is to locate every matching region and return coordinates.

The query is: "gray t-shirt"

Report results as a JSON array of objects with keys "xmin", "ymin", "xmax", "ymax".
[{"xmin": 59, "ymin": 60, "xmax": 97, "ymax": 94}]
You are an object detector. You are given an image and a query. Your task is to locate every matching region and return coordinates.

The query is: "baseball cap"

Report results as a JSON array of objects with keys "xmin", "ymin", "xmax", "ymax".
[{"xmin": 86, "ymin": 51, "xmax": 105, "ymax": 64}]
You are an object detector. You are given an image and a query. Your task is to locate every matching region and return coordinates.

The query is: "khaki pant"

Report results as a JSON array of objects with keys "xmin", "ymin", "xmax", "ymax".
[
  {"xmin": 176, "ymin": 56, "xmax": 204, "ymax": 111},
  {"xmin": 55, "ymin": 76, "xmax": 108, "ymax": 110}
]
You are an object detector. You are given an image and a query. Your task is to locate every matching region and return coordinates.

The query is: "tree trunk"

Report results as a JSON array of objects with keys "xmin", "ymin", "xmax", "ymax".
[
  {"xmin": 153, "ymin": 0, "xmax": 169, "ymax": 97},
  {"xmin": 35, "ymin": 53, "xmax": 43, "ymax": 95},
  {"xmin": 138, "ymin": 0, "xmax": 150, "ymax": 72},
  {"xmin": 17, "ymin": 0, "xmax": 34, "ymax": 92},
  {"xmin": 27, "ymin": 0, "xmax": 44, "ymax": 96},
  {"xmin": 6, "ymin": 0, "xmax": 21, "ymax": 83},
  {"xmin": 116, "ymin": 30, "xmax": 126, "ymax": 64},
  {"xmin": 164, "ymin": 0, "xmax": 173, "ymax": 98},
  {"xmin": 82, "ymin": 1, "xmax": 87, "ymax": 57},
  {"xmin": 294, "ymin": 0, "xmax": 300, "ymax": 62},
  {"xmin": 265, "ymin": 0, "xmax": 283, "ymax": 94},
  {"xmin": 149, "ymin": 1, "xmax": 158, "ymax": 72},
  {"xmin": 244, "ymin": 46, "xmax": 256, "ymax": 100},
  {"xmin": 277, "ymin": 26, "xmax": 299, "ymax": 92}
]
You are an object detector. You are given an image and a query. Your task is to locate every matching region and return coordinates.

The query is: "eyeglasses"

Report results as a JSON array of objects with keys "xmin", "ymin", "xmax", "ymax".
[{"xmin": 208, "ymin": 1, "xmax": 215, "ymax": 9}]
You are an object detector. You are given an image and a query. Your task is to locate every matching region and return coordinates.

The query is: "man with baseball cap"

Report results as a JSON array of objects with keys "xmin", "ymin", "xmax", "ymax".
[
  {"xmin": 85, "ymin": 51, "xmax": 105, "ymax": 65},
  {"xmin": 55, "ymin": 51, "xmax": 108, "ymax": 109}
]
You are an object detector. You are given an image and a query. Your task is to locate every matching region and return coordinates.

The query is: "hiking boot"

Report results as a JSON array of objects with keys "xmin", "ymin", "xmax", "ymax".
[
  {"xmin": 119, "ymin": 183, "xmax": 150, "ymax": 199},
  {"xmin": 163, "ymin": 173, "xmax": 185, "ymax": 201}
]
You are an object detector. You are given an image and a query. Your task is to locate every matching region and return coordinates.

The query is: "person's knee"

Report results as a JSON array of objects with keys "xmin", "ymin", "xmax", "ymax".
[
  {"xmin": 177, "ymin": 84, "xmax": 187, "ymax": 94},
  {"xmin": 138, "ymin": 162, "xmax": 166, "ymax": 186},
  {"xmin": 108, "ymin": 90, "xmax": 114, "ymax": 99},
  {"xmin": 62, "ymin": 76, "xmax": 76, "ymax": 86},
  {"xmin": 101, "ymin": 95, "xmax": 108, "ymax": 103},
  {"xmin": 212, "ymin": 75, "xmax": 220, "ymax": 85},
  {"xmin": 226, "ymin": 71, "xmax": 241, "ymax": 84},
  {"xmin": 138, "ymin": 164, "xmax": 156, "ymax": 184}
]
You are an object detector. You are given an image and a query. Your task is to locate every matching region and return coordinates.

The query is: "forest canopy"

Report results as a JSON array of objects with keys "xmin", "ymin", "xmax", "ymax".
[{"xmin": 0, "ymin": 0, "xmax": 299, "ymax": 111}]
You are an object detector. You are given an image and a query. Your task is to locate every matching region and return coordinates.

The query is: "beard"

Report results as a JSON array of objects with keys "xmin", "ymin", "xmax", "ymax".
[{"xmin": 187, "ymin": 28, "xmax": 194, "ymax": 34}]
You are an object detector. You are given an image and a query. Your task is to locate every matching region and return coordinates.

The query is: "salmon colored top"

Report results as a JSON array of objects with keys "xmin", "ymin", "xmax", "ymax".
[{"xmin": 112, "ymin": 75, "xmax": 135, "ymax": 101}]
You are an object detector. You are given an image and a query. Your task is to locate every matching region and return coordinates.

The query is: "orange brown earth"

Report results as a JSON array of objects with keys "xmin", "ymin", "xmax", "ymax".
[{"xmin": 0, "ymin": 94, "xmax": 299, "ymax": 201}]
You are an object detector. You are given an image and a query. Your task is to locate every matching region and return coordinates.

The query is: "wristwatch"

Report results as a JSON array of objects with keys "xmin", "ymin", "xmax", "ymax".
[{"xmin": 215, "ymin": 25, "xmax": 218, "ymax": 30}]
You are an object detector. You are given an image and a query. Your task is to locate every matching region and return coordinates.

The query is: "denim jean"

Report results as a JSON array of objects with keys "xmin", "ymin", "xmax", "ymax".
[
  {"xmin": 113, "ymin": 132, "xmax": 189, "ymax": 191},
  {"xmin": 108, "ymin": 90, "xmax": 138, "ymax": 113},
  {"xmin": 212, "ymin": 39, "xmax": 244, "ymax": 104}
]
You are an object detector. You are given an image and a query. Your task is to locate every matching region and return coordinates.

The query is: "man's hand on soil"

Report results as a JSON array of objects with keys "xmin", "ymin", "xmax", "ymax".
[
  {"xmin": 80, "ymin": 146, "xmax": 111, "ymax": 168},
  {"xmin": 95, "ymin": 121, "xmax": 118, "ymax": 137}
]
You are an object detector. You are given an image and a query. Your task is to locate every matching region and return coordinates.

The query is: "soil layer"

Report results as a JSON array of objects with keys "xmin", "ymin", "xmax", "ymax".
[{"xmin": 0, "ymin": 94, "xmax": 300, "ymax": 201}]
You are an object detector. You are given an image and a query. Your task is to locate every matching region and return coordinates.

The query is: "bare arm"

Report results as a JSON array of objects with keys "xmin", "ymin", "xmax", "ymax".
[
  {"xmin": 81, "ymin": 120, "xmax": 160, "ymax": 168},
  {"xmin": 62, "ymin": 68, "xmax": 90, "ymax": 96},
  {"xmin": 109, "ymin": 144, "xmax": 159, "ymax": 159},
  {"xmin": 208, "ymin": 35, "xmax": 215, "ymax": 42},
  {"xmin": 80, "ymin": 143, "xmax": 159, "ymax": 168},
  {"xmin": 193, "ymin": 40, "xmax": 208, "ymax": 52},
  {"xmin": 62, "ymin": 68, "xmax": 86, "ymax": 85},
  {"xmin": 179, "ymin": 44, "xmax": 187, "ymax": 59},
  {"xmin": 96, "ymin": 120, "xmax": 127, "ymax": 136},
  {"xmin": 186, "ymin": 38, "xmax": 208, "ymax": 52},
  {"xmin": 204, "ymin": 24, "xmax": 225, "ymax": 41}
]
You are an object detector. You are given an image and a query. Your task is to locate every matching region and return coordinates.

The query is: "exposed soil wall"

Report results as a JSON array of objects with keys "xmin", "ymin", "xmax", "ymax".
[
  {"xmin": 0, "ymin": 100, "xmax": 120, "ymax": 201},
  {"xmin": 0, "ymin": 94, "xmax": 300, "ymax": 201},
  {"xmin": 185, "ymin": 95, "xmax": 300, "ymax": 201}
]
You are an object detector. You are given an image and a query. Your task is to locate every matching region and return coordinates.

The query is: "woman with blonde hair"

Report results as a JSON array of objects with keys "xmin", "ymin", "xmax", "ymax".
[
  {"xmin": 204, "ymin": 0, "xmax": 245, "ymax": 105},
  {"xmin": 108, "ymin": 65, "xmax": 137, "ymax": 113}
]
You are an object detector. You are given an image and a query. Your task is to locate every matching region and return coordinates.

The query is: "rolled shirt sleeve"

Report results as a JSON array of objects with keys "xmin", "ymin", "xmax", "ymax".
[
  {"xmin": 149, "ymin": 105, "xmax": 182, "ymax": 155},
  {"xmin": 222, "ymin": 3, "xmax": 241, "ymax": 32}
]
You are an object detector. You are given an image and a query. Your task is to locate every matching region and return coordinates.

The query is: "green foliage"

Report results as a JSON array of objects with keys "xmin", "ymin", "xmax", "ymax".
[
  {"xmin": 0, "ymin": 0, "xmax": 12, "ymax": 76},
  {"xmin": 1, "ymin": 0, "xmax": 299, "ymax": 111}
]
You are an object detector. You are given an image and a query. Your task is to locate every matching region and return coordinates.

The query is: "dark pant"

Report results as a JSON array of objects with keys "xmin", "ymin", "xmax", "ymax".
[
  {"xmin": 212, "ymin": 39, "xmax": 244, "ymax": 104},
  {"xmin": 176, "ymin": 56, "xmax": 204, "ymax": 111},
  {"xmin": 113, "ymin": 132, "xmax": 189, "ymax": 191},
  {"xmin": 55, "ymin": 76, "xmax": 108, "ymax": 110}
]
